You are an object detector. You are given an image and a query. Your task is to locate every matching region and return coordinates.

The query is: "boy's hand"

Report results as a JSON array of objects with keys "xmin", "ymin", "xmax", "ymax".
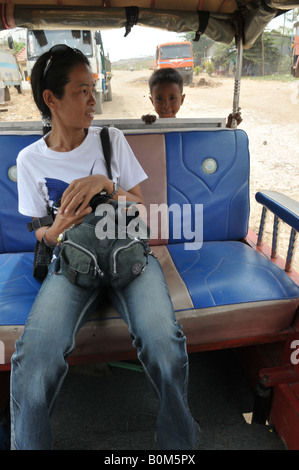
[
  {"xmin": 142, "ymin": 114, "xmax": 157, "ymax": 125},
  {"xmin": 226, "ymin": 109, "xmax": 242, "ymax": 128}
]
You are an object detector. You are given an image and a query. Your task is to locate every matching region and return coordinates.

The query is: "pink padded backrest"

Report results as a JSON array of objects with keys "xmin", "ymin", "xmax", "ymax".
[{"xmin": 125, "ymin": 133, "xmax": 168, "ymax": 245}]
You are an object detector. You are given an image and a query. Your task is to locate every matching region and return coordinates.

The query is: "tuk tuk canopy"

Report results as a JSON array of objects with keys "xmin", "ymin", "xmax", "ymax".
[{"xmin": 1, "ymin": 0, "xmax": 299, "ymax": 48}]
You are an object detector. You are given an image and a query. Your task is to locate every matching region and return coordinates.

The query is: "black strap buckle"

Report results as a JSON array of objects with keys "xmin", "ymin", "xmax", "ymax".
[{"xmin": 27, "ymin": 214, "xmax": 54, "ymax": 232}]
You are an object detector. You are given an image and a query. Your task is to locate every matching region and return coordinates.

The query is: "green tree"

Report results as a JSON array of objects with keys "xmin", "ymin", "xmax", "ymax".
[
  {"xmin": 181, "ymin": 29, "xmax": 289, "ymax": 75},
  {"xmin": 179, "ymin": 32, "xmax": 215, "ymax": 66},
  {"xmin": 204, "ymin": 60, "xmax": 215, "ymax": 75},
  {"xmin": 212, "ymin": 41, "xmax": 235, "ymax": 69},
  {"xmin": 243, "ymin": 32, "xmax": 280, "ymax": 75}
]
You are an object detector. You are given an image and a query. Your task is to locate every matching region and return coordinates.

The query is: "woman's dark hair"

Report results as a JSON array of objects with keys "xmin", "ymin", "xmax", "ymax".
[
  {"xmin": 31, "ymin": 45, "xmax": 90, "ymax": 134},
  {"xmin": 149, "ymin": 68, "xmax": 184, "ymax": 94}
]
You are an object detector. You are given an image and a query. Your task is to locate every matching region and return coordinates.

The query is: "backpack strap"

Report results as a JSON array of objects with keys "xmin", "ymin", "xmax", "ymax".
[
  {"xmin": 100, "ymin": 126, "xmax": 112, "ymax": 180},
  {"xmin": 27, "ymin": 214, "xmax": 54, "ymax": 232}
]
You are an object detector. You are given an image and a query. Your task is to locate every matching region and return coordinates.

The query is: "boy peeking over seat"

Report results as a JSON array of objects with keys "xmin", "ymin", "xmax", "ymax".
[{"xmin": 142, "ymin": 67, "xmax": 242, "ymax": 128}]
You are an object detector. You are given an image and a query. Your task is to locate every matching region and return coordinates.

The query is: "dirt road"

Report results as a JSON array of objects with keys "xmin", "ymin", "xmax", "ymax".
[{"xmin": 1, "ymin": 69, "xmax": 298, "ymax": 270}]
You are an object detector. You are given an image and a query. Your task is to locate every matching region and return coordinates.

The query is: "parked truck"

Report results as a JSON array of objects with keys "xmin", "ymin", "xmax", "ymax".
[
  {"xmin": 26, "ymin": 29, "xmax": 112, "ymax": 113},
  {"xmin": 291, "ymin": 21, "xmax": 299, "ymax": 78},
  {"xmin": 0, "ymin": 39, "xmax": 23, "ymax": 102},
  {"xmin": 156, "ymin": 41, "xmax": 194, "ymax": 84}
]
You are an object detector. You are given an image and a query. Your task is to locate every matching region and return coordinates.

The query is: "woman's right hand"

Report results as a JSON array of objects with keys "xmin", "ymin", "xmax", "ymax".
[{"xmin": 38, "ymin": 204, "xmax": 92, "ymax": 247}]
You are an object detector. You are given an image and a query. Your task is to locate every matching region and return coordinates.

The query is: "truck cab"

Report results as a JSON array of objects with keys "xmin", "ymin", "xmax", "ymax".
[
  {"xmin": 156, "ymin": 41, "xmax": 194, "ymax": 84},
  {"xmin": 0, "ymin": 36, "xmax": 23, "ymax": 102}
]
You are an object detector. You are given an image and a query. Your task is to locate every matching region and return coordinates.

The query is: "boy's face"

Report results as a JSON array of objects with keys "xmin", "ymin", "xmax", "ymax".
[{"xmin": 150, "ymin": 82, "xmax": 185, "ymax": 118}]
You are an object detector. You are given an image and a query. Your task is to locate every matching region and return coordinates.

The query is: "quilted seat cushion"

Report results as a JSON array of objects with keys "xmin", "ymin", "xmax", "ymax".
[
  {"xmin": 167, "ymin": 241, "xmax": 299, "ymax": 308},
  {"xmin": 165, "ymin": 241, "xmax": 299, "ymax": 347}
]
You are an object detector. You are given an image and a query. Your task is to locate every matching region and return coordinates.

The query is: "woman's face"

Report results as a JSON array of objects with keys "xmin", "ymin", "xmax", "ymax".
[{"xmin": 52, "ymin": 62, "xmax": 96, "ymax": 129}]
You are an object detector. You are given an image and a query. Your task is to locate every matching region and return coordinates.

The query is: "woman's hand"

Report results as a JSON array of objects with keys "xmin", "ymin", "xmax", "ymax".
[
  {"xmin": 35, "ymin": 176, "xmax": 144, "ymax": 247},
  {"xmin": 36, "ymin": 205, "xmax": 92, "ymax": 247},
  {"xmin": 59, "ymin": 174, "xmax": 112, "ymax": 216}
]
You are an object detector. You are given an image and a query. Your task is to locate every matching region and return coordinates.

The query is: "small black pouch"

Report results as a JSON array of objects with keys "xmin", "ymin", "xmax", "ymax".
[{"xmin": 33, "ymin": 240, "xmax": 53, "ymax": 281}]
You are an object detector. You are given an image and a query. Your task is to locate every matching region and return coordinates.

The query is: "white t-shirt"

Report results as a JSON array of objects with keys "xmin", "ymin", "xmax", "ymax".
[{"xmin": 17, "ymin": 126, "xmax": 147, "ymax": 218}]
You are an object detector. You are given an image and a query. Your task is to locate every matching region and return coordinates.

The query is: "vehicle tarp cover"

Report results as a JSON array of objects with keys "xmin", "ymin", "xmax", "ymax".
[{"xmin": 0, "ymin": 1, "xmax": 298, "ymax": 47}]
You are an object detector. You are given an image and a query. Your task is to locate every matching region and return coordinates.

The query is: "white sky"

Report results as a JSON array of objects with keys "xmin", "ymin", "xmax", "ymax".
[{"xmin": 101, "ymin": 26, "xmax": 181, "ymax": 62}]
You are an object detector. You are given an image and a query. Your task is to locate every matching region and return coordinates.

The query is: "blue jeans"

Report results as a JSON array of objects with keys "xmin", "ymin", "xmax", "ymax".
[{"xmin": 10, "ymin": 254, "xmax": 200, "ymax": 450}]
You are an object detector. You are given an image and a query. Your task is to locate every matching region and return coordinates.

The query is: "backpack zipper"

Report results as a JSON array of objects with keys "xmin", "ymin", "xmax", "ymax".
[{"xmin": 112, "ymin": 238, "xmax": 141, "ymax": 274}]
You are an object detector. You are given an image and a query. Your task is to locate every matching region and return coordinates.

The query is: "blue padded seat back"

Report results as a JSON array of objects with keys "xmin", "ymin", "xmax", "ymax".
[
  {"xmin": 0, "ymin": 252, "xmax": 41, "ymax": 325},
  {"xmin": 165, "ymin": 129, "xmax": 250, "ymax": 242},
  {"xmin": 0, "ymin": 134, "xmax": 41, "ymax": 253}
]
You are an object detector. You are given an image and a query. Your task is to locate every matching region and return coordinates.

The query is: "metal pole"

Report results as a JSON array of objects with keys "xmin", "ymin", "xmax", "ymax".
[{"xmin": 231, "ymin": 38, "xmax": 243, "ymax": 128}]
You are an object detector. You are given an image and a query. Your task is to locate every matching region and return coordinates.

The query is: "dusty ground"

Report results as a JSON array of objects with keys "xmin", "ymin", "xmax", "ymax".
[{"xmin": 1, "ymin": 69, "xmax": 298, "ymax": 271}]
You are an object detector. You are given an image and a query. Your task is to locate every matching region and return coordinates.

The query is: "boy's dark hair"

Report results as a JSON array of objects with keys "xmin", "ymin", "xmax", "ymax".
[
  {"xmin": 31, "ymin": 45, "xmax": 90, "ymax": 133},
  {"xmin": 149, "ymin": 68, "xmax": 184, "ymax": 94}
]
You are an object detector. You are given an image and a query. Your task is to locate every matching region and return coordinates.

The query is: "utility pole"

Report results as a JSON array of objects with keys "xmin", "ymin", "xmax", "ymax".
[{"xmin": 262, "ymin": 32, "xmax": 265, "ymax": 76}]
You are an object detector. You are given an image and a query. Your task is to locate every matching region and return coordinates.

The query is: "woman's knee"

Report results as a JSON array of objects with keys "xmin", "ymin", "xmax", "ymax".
[{"xmin": 136, "ymin": 320, "xmax": 187, "ymax": 365}]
